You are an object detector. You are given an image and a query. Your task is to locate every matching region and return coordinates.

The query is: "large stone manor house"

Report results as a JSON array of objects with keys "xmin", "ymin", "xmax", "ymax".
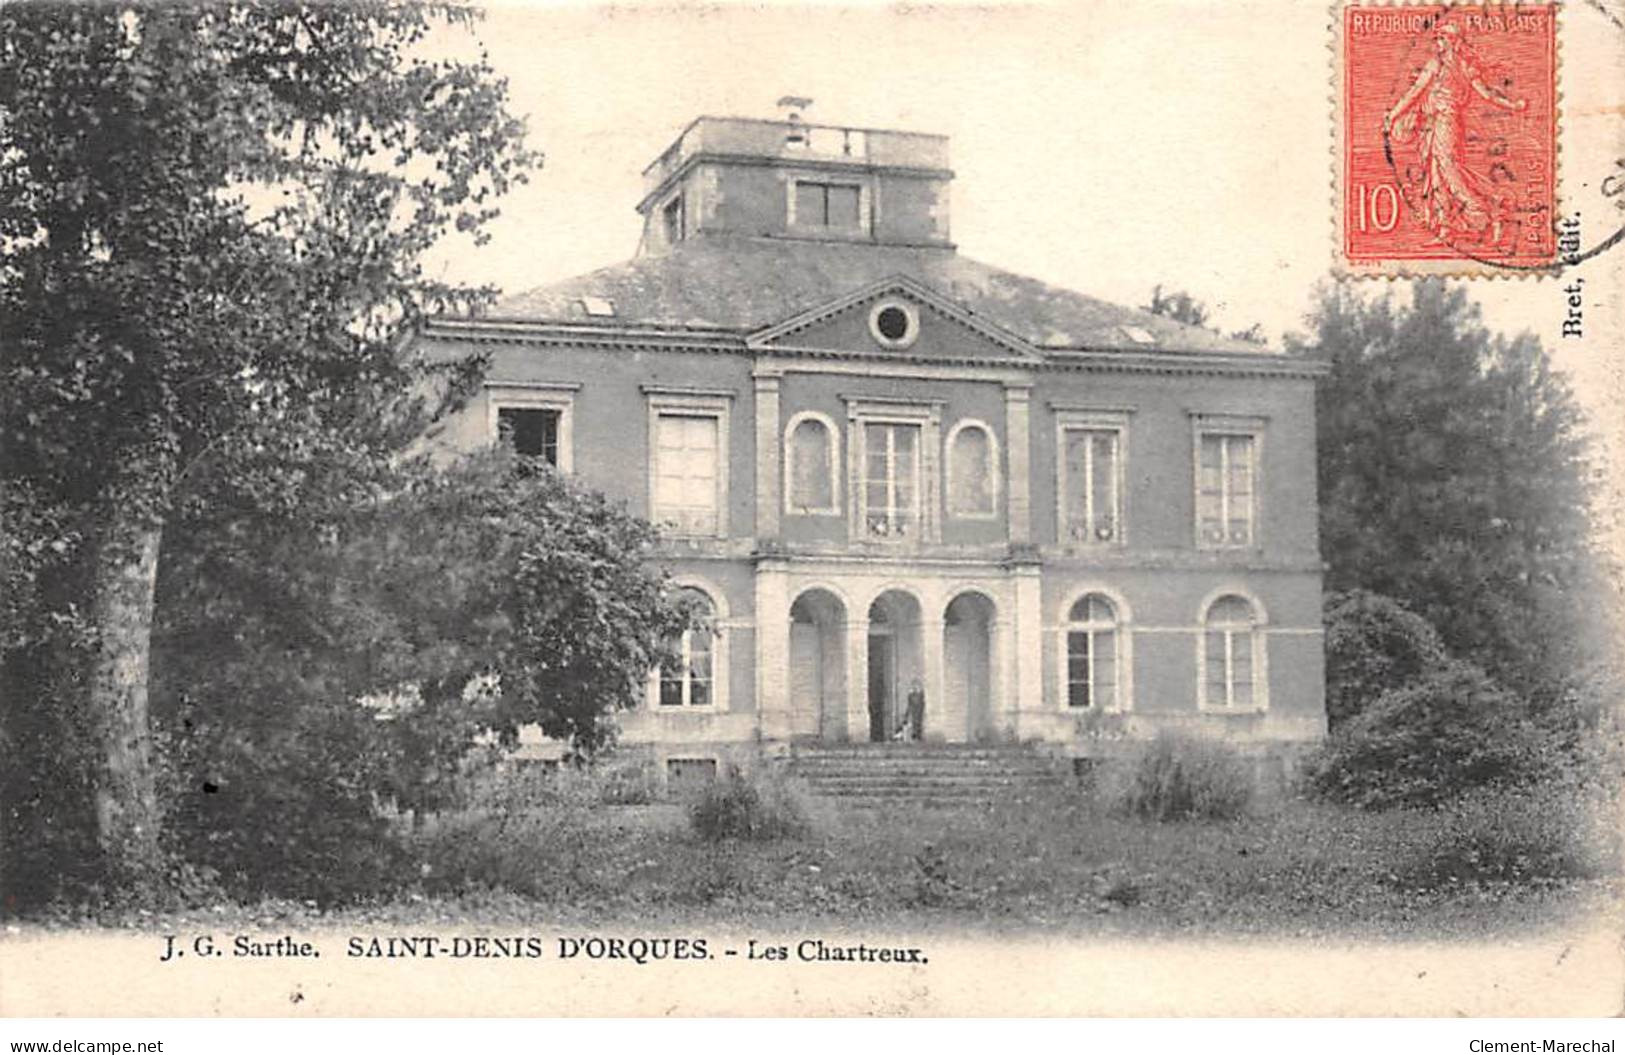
[{"xmin": 417, "ymin": 107, "xmax": 1329, "ymax": 783}]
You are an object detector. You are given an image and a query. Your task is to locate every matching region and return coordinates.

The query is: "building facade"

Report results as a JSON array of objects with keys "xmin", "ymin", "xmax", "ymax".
[{"xmin": 417, "ymin": 112, "xmax": 1329, "ymax": 775}]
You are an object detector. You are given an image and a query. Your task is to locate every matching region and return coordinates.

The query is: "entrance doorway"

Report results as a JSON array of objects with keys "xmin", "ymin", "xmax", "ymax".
[
  {"xmin": 789, "ymin": 588, "xmax": 848, "ymax": 741},
  {"xmin": 866, "ymin": 629, "xmax": 894, "ymax": 741},
  {"xmin": 866, "ymin": 590, "xmax": 923, "ymax": 742},
  {"xmin": 944, "ymin": 592, "xmax": 996, "ymax": 741}
]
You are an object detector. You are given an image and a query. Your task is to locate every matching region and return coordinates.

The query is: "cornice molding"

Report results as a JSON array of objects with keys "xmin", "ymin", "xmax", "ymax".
[{"xmin": 415, "ymin": 319, "xmax": 1329, "ymax": 379}]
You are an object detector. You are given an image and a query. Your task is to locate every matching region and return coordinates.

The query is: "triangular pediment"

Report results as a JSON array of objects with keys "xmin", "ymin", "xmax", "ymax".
[{"xmin": 746, "ymin": 275, "xmax": 1041, "ymax": 360}]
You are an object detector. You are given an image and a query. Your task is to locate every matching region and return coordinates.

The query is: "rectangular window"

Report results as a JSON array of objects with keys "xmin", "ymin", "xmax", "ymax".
[
  {"xmin": 497, "ymin": 406, "xmax": 560, "ymax": 466},
  {"xmin": 794, "ymin": 180, "xmax": 861, "ymax": 229},
  {"xmin": 488, "ymin": 385, "xmax": 577, "ymax": 472},
  {"xmin": 662, "ymin": 194, "xmax": 684, "ymax": 245},
  {"xmin": 653, "ymin": 413, "xmax": 720, "ymax": 536},
  {"xmin": 1066, "ymin": 628, "xmax": 1118, "ymax": 710},
  {"xmin": 1061, "ymin": 427, "xmax": 1121, "ymax": 544},
  {"xmin": 862, "ymin": 421, "xmax": 920, "ymax": 539},
  {"xmin": 1197, "ymin": 432, "xmax": 1256, "ymax": 547},
  {"xmin": 666, "ymin": 758, "xmax": 718, "ymax": 798}
]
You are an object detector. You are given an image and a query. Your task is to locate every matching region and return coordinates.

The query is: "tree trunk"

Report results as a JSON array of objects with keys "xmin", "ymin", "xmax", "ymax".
[{"xmin": 87, "ymin": 507, "xmax": 165, "ymax": 889}]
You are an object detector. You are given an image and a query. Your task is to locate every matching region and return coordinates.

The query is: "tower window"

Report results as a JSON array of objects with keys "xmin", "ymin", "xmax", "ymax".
[
  {"xmin": 662, "ymin": 194, "xmax": 684, "ymax": 245},
  {"xmin": 793, "ymin": 180, "xmax": 861, "ymax": 229}
]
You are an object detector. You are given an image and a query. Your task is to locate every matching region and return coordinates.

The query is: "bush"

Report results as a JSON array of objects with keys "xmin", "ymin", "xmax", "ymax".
[
  {"xmin": 592, "ymin": 758, "xmax": 663, "ymax": 806},
  {"xmin": 1393, "ymin": 779, "xmax": 1622, "ymax": 890},
  {"xmin": 1323, "ymin": 590, "xmax": 1450, "ymax": 729},
  {"xmin": 1105, "ymin": 733, "xmax": 1254, "ymax": 822},
  {"xmin": 1305, "ymin": 661, "xmax": 1547, "ymax": 810},
  {"xmin": 688, "ymin": 765, "xmax": 813, "ymax": 842},
  {"xmin": 164, "ymin": 698, "xmax": 411, "ymax": 904}
]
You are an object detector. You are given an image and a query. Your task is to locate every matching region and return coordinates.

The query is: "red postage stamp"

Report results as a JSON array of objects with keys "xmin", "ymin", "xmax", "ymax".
[{"xmin": 1338, "ymin": 3, "xmax": 1558, "ymax": 274}]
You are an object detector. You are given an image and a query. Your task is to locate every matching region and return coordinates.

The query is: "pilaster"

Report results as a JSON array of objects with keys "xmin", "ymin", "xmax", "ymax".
[
  {"xmin": 754, "ymin": 558, "xmax": 791, "ymax": 741},
  {"xmin": 754, "ymin": 370, "xmax": 782, "ymax": 542},
  {"xmin": 1011, "ymin": 562, "xmax": 1044, "ymax": 737},
  {"xmin": 1004, "ymin": 383, "xmax": 1033, "ymax": 545},
  {"xmin": 845, "ymin": 617, "xmax": 870, "ymax": 742}
]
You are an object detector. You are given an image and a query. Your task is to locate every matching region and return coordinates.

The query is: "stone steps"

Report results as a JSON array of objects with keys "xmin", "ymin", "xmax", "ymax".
[{"xmin": 787, "ymin": 743, "xmax": 1065, "ymax": 807}]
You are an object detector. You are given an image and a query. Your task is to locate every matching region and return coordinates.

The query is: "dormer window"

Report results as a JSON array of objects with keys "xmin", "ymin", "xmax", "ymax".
[{"xmin": 792, "ymin": 179, "xmax": 861, "ymax": 230}]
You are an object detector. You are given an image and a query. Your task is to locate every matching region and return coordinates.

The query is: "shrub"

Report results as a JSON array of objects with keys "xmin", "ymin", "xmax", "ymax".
[
  {"xmin": 591, "ymin": 758, "xmax": 663, "ymax": 806},
  {"xmin": 688, "ymin": 765, "xmax": 813, "ymax": 842},
  {"xmin": 1106, "ymin": 733, "xmax": 1254, "ymax": 822},
  {"xmin": 1305, "ymin": 661, "xmax": 1547, "ymax": 810},
  {"xmin": 1323, "ymin": 590, "xmax": 1450, "ymax": 729},
  {"xmin": 1392, "ymin": 779, "xmax": 1622, "ymax": 890}
]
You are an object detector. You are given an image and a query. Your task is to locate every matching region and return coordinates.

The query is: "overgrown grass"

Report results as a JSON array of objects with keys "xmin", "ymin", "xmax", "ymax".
[
  {"xmin": 396, "ymin": 764, "xmax": 1620, "ymax": 937},
  {"xmin": 1103, "ymin": 733, "xmax": 1254, "ymax": 821},
  {"xmin": 688, "ymin": 766, "xmax": 818, "ymax": 842}
]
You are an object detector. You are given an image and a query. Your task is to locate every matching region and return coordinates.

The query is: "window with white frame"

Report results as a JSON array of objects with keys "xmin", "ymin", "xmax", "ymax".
[
  {"xmin": 1194, "ymin": 417, "xmax": 1262, "ymax": 548},
  {"xmin": 647, "ymin": 391, "xmax": 730, "ymax": 538},
  {"xmin": 660, "ymin": 589, "xmax": 716, "ymax": 708},
  {"xmin": 861, "ymin": 420, "xmax": 922, "ymax": 539},
  {"xmin": 1202, "ymin": 594, "xmax": 1262, "ymax": 711},
  {"xmin": 785, "ymin": 412, "xmax": 839, "ymax": 515},
  {"xmin": 847, "ymin": 398, "xmax": 940, "ymax": 543},
  {"xmin": 488, "ymin": 385, "xmax": 576, "ymax": 472},
  {"xmin": 1056, "ymin": 410, "xmax": 1127, "ymax": 545},
  {"xmin": 1065, "ymin": 594, "xmax": 1121, "ymax": 710}
]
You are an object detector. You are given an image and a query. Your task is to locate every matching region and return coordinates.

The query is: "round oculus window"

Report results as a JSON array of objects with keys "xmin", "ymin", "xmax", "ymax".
[{"xmin": 868, "ymin": 301, "xmax": 919, "ymax": 349}]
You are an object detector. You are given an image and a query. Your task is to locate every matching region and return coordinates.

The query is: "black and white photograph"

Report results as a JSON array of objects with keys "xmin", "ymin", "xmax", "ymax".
[{"xmin": 2, "ymin": 0, "xmax": 1623, "ymax": 1030}]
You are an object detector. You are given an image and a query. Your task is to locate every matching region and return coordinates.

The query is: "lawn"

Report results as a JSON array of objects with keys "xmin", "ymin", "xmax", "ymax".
[{"xmin": 367, "ymin": 777, "xmax": 1622, "ymax": 941}]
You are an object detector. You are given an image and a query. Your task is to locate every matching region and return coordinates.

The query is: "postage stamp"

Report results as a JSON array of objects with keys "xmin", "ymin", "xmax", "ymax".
[{"xmin": 1337, "ymin": 3, "xmax": 1559, "ymax": 275}]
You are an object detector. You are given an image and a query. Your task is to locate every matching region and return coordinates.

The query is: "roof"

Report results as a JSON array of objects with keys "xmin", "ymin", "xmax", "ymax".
[{"xmin": 487, "ymin": 235, "xmax": 1273, "ymax": 356}]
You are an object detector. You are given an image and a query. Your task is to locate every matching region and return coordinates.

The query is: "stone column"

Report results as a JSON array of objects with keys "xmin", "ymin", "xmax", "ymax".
[
  {"xmin": 845, "ymin": 617, "xmax": 870, "ymax": 742},
  {"xmin": 1011, "ymin": 562, "xmax": 1045, "ymax": 740},
  {"xmin": 1004, "ymin": 383, "xmax": 1033, "ymax": 545},
  {"xmin": 991, "ymin": 615, "xmax": 1013, "ymax": 741},
  {"xmin": 754, "ymin": 559, "xmax": 791, "ymax": 742},
  {"xmin": 921, "ymin": 589, "xmax": 952, "ymax": 742},
  {"xmin": 754, "ymin": 370, "xmax": 782, "ymax": 542}
]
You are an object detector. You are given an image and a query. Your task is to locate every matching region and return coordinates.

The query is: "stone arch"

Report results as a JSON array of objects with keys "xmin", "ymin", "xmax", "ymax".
[{"xmin": 789, "ymin": 586, "xmax": 849, "ymax": 741}]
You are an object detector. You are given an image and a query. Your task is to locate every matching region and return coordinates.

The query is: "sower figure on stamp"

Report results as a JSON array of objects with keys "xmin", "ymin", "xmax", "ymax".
[{"xmin": 1383, "ymin": 22, "xmax": 1528, "ymax": 248}]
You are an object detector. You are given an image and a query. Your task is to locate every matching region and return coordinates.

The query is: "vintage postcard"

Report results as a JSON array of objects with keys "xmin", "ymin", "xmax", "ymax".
[{"xmin": 2, "ymin": 0, "xmax": 1623, "ymax": 1024}]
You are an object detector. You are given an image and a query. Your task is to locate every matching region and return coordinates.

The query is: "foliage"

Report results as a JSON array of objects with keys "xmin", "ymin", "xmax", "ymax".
[
  {"xmin": 0, "ymin": 1, "xmax": 538, "ymax": 891},
  {"xmin": 397, "ymin": 780, "xmax": 1616, "ymax": 936},
  {"xmin": 147, "ymin": 447, "xmax": 696, "ymax": 903},
  {"xmin": 688, "ymin": 766, "xmax": 814, "ymax": 842},
  {"xmin": 1144, "ymin": 285, "xmax": 1212, "ymax": 328},
  {"xmin": 1104, "ymin": 733, "xmax": 1254, "ymax": 822},
  {"xmin": 1292, "ymin": 282, "xmax": 1607, "ymax": 703},
  {"xmin": 1390, "ymin": 779, "xmax": 1621, "ymax": 891},
  {"xmin": 1305, "ymin": 661, "xmax": 1548, "ymax": 810},
  {"xmin": 590, "ymin": 759, "xmax": 664, "ymax": 806},
  {"xmin": 1322, "ymin": 589, "xmax": 1451, "ymax": 729}
]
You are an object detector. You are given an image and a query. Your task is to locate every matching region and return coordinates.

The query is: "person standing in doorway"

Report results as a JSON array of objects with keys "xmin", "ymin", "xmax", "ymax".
[{"xmin": 905, "ymin": 678, "xmax": 926, "ymax": 742}]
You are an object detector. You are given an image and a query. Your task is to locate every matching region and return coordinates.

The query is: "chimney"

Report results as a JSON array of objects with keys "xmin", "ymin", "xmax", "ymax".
[{"xmin": 777, "ymin": 95, "xmax": 813, "ymax": 147}]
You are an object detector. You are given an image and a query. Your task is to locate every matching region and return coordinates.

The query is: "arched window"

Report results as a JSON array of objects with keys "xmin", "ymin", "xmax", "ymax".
[
  {"xmin": 660, "ymin": 590, "xmax": 716, "ymax": 708},
  {"xmin": 786, "ymin": 414, "xmax": 838, "ymax": 514},
  {"xmin": 1202, "ymin": 594, "xmax": 1260, "ymax": 710},
  {"xmin": 1066, "ymin": 594, "xmax": 1120, "ymax": 710},
  {"xmin": 947, "ymin": 421, "xmax": 997, "ymax": 518}
]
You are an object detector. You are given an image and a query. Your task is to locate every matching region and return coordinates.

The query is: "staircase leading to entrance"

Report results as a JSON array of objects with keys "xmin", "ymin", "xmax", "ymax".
[{"xmin": 787, "ymin": 742, "xmax": 1066, "ymax": 807}]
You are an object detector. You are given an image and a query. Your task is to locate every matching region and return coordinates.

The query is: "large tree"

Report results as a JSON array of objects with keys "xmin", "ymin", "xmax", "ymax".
[
  {"xmin": 149, "ymin": 449, "xmax": 696, "ymax": 902},
  {"xmin": 0, "ymin": 3, "xmax": 536, "ymax": 889},
  {"xmin": 1291, "ymin": 281, "xmax": 1607, "ymax": 703}
]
